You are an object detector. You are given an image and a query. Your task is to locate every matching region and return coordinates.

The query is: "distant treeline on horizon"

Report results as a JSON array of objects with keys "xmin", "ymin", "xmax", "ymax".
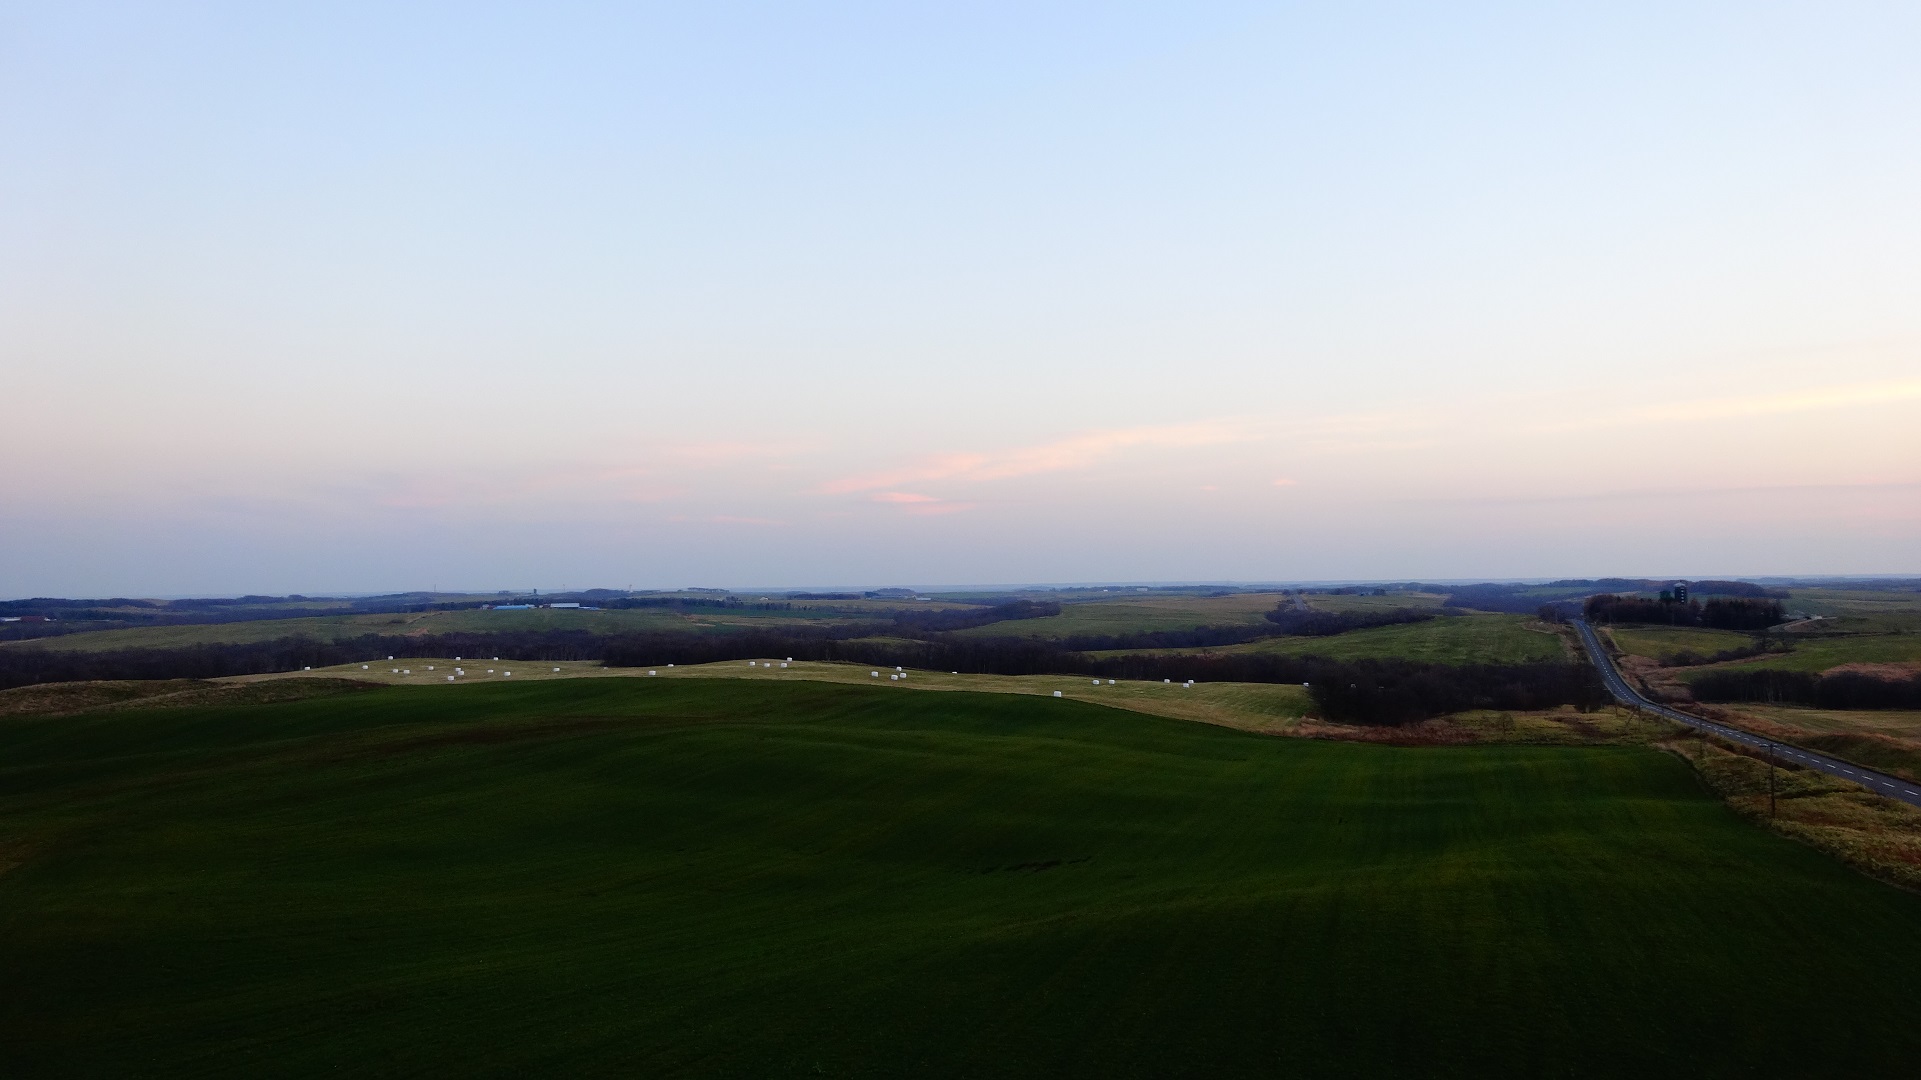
[{"xmin": 5, "ymin": 575, "xmax": 1872, "ymax": 634}]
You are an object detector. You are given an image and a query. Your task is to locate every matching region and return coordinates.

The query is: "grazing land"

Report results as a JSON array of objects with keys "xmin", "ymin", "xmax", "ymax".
[
  {"xmin": 949, "ymin": 592, "xmax": 1285, "ymax": 638},
  {"xmin": 1098, "ymin": 613, "xmax": 1567, "ymax": 665},
  {"xmin": 1235, "ymin": 613, "xmax": 1566, "ymax": 663},
  {"xmin": 219, "ymin": 659, "xmax": 1319, "ymax": 735},
  {"xmin": 0, "ymin": 606, "xmax": 873, "ymax": 653},
  {"xmin": 1675, "ymin": 634, "xmax": 1921, "ymax": 679},
  {"xmin": 1784, "ymin": 588, "xmax": 1921, "ymax": 632},
  {"xmin": 1607, "ymin": 625, "xmax": 1756, "ymax": 661},
  {"xmin": 1297, "ymin": 590, "xmax": 1451, "ymax": 612},
  {"xmin": 4, "ymin": 678, "xmax": 1921, "ymax": 1077},
  {"xmin": 1729, "ymin": 705, "xmax": 1921, "ymax": 742},
  {"xmin": 1602, "ymin": 608, "xmax": 1921, "ymax": 788},
  {"xmin": 1698, "ymin": 703, "xmax": 1921, "ymax": 783}
]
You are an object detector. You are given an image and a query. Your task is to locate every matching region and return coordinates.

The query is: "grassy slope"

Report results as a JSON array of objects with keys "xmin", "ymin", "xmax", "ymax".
[
  {"xmin": 216, "ymin": 659, "xmax": 1318, "ymax": 736},
  {"xmin": 1608, "ymin": 625, "xmax": 1755, "ymax": 659},
  {"xmin": 1710, "ymin": 704, "xmax": 1921, "ymax": 781},
  {"xmin": 1732, "ymin": 705, "xmax": 1921, "ymax": 741},
  {"xmin": 1676, "ymin": 634, "xmax": 1921, "ymax": 679},
  {"xmin": 5, "ymin": 680, "xmax": 1921, "ymax": 1077},
  {"xmin": 1786, "ymin": 588, "xmax": 1921, "ymax": 632},
  {"xmin": 1100, "ymin": 614, "xmax": 1567, "ymax": 665},
  {"xmin": 950, "ymin": 593, "xmax": 1286, "ymax": 638},
  {"xmin": 1239, "ymin": 614, "xmax": 1566, "ymax": 663},
  {"xmin": 1298, "ymin": 591, "xmax": 1451, "ymax": 612}
]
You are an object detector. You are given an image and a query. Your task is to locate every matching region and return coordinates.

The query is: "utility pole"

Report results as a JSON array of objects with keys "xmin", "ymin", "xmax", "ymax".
[{"xmin": 1768, "ymin": 744, "xmax": 1778, "ymax": 819}]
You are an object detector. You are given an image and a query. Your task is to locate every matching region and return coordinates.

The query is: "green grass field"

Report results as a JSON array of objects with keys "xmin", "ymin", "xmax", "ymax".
[
  {"xmin": 0, "ymin": 605, "xmax": 877, "ymax": 653},
  {"xmin": 5, "ymin": 679, "xmax": 1920, "ymax": 1077},
  {"xmin": 1675, "ymin": 634, "xmax": 1921, "ymax": 679},
  {"xmin": 1100, "ymin": 614, "xmax": 1567, "ymax": 665},
  {"xmin": 1607, "ymin": 625, "xmax": 1756, "ymax": 660},
  {"xmin": 1733, "ymin": 704, "xmax": 1921, "ymax": 742},
  {"xmin": 1298, "ymin": 590, "xmax": 1451, "ymax": 612},
  {"xmin": 951, "ymin": 593, "xmax": 1287, "ymax": 639},
  {"xmin": 1239, "ymin": 614, "xmax": 1566, "ymax": 663},
  {"xmin": 1785, "ymin": 588, "xmax": 1921, "ymax": 632}
]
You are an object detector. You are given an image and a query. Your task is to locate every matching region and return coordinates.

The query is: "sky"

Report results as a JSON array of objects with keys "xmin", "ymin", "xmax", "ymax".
[{"xmin": 3, "ymin": 1, "xmax": 1919, "ymax": 596}]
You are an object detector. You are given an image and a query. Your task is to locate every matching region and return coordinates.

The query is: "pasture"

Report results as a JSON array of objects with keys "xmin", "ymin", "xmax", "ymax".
[
  {"xmin": 1732, "ymin": 704, "xmax": 1921, "ymax": 742},
  {"xmin": 1784, "ymin": 588, "xmax": 1921, "ymax": 632},
  {"xmin": 1718, "ymin": 703, "xmax": 1921, "ymax": 781},
  {"xmin": 949, "ymin": 592, "xmax": 1286, "ymax": 639},
  {"xmin": 228, "ymin": 659, "xmax": 1317, "ymax": 735},
  {"xmin": 0, "ymin": 605, "xmax": 872, "ymax": 653},
  {"xmin": 1107, "ymin": 613, "xmax": 1568, "ymax": 665},
  {"xmin": 1607, "ymin": 625, "xmax": 1755, "ymax": 660},
  {"xmin": 4, "ymin": 678, "xmax": 1921, "ymax": 1077},
  {"xmin": 1297, "ymin": 590, "xmax": 1451, "ymax": 612},
  {"xmin": 1676, "ymin": 634, "xmax": 1921, "ymax": 679},
  {"xmin": 1237, "ymin": 613, "xmax": 1566, "ymax": 663}
]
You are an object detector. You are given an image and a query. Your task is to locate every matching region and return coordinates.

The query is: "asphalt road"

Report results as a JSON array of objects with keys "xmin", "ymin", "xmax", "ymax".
[{"xmin": 1573, "ymin": 618, "xmax": 1921, "ymax": 809}]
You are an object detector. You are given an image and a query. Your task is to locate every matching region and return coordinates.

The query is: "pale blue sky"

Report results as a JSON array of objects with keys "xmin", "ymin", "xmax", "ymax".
[{"xmin": 4, "ymin": 2, "xmax": 1918, "ymax": 594}]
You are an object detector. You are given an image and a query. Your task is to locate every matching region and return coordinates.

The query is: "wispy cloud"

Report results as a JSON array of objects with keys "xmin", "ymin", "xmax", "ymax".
[
  {"xmin": 1525, "ymin": 377, "xmax": 1921, "ymax": 436},
  {"xmin": 818, "ymin": 420, "xmax": 1260, "ymax": 496},
  {"xmin": 872, "ymin": 491, "xmax": 977, "ymax": 515}
]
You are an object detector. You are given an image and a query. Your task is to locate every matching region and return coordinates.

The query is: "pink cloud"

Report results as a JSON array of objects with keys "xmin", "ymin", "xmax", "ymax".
[
  {"xmin": 817, "ymin": 454, "xmax": 990, "ymax": 496},
  {"xmin": 1273, "ymin": 477, "xmax": 1299, "ymax": 487},
  {"xmin": 871, "ymin": 491, "xmax": 976, "ymax": 515},
  {"xmin": 816, "ymin": 421, "xmax": 1257, "ymax": 497}
]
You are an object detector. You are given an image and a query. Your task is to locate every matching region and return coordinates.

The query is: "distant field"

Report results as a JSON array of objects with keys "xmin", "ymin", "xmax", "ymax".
[
  {"xmin": 1676, "ymin": 634, "xmax": 1921, "ymax": 679},
  {"xmin": 1299, "ymin": 591, "xmax": 1451, "ymax": 613},
  {"xmin": 1243, "ymin": 614, "xmax": 1565, "ymax": 663},
  {"xmin": 231, "ymin": 658, "xmax": 1317, "ymax": 735},
  {"xmin": 421, "ymin": 606, "xmax": 849, "ymax": 633},
  {"xmin": 1608, "ymin": 626, "xmax": 1755, "ymax": 660},
  {"xmin": 775, "ymin": 597, "xmax": 979, "ymax": 612},
  {"xmin": 1239, "ymin": 614, "xmax": 1565, "ymax": 663},
  {"xmin": 1716, "ymin": 703, "xmax": 1921, "ymax": 782},
  {"xmin": 0, "ymin": 606, "xmax": 870, "ymax": 653},
  {"xmin": 951, "ymin": 593, "xmax": 1286, "ymax": 639},
  {"xmin": 1730, "ymin": 704, "xmax": 1921, "ymax": 743},
  {"xmin": 1783, "ymin": 588, "xmax": 1921, "ymax": 632},
  {"xmin": 0, "ymin": 612, "xmax": 472, "ymax": 652},
  {"xmin": 1099, "ymin": 614, "xmax": 1566, "ymax": 665},
  {"xmin": 1785, "ymin": 587, "xmax": 1921, "ymax": 613},
  {"xmin": 5, "ymin": 678, "xmax": 1921, "ymax": 1076}
]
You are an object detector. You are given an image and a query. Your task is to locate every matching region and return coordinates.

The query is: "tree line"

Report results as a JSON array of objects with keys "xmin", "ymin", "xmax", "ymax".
[
  {"xmin": 1263, "ymin": 605, "xmax": 1439, "ymax": 636},
  {"xmin": 885, "ymin": 600, "xmax": 1062, "ymax": 632},
  {"xmin": 1689, "ymin": 669, "xmax": 1921, "ymax": 710},
  {"xmin": 1582, "ymin": 594, "xmax": 1785, "ymax": 631}
]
